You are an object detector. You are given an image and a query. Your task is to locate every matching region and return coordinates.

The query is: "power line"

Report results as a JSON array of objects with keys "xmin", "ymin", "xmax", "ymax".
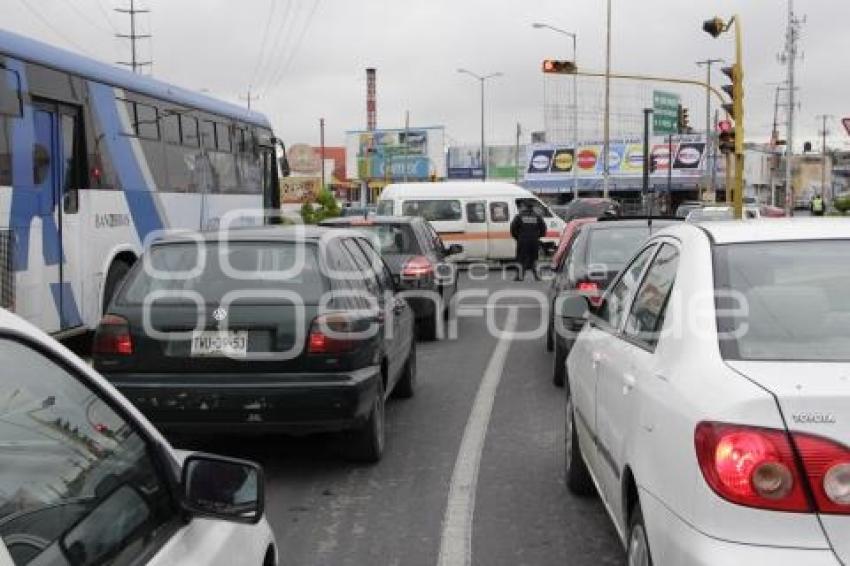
[
  {"xmin": 92, "ymin": 0, "xmax": 120, "ymax": 34},
  {"xmin": 263, "ymin": 0, "xmax": 323, "ymax": 94},
  {"xmin": 254, "ymin": 0, "xmax": 296, "ymax": 93},
  {"xmin": 60, "ymin": 0, "xmax": 114, "ymax": 35},
  {"xmin": 16, "ymin": 0, "xmax": 94, "ymax": 55},
  {"xmin": 249, "ymin": 0, "xmax": 278, "ymax": 87}
]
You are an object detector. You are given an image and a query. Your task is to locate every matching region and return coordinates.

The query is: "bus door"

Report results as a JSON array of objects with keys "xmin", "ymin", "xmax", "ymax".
[
  {"xmin": 33, "ymin": 101, "xmax": 83, "ymax": 331},
  {"xmin": 463, "ymin": 201, "xmax": 488, "ymax": 260}
]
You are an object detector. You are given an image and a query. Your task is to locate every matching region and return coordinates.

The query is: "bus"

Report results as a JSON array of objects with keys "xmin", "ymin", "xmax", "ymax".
[{"xmin": 0, "ymin": 29, "xmax": 281, "ymax": 336}]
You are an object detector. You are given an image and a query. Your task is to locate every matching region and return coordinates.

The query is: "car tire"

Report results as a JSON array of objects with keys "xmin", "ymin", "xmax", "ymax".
[
  {"xmin": 102, "ymin": 259, "xmax": 132, "ymax": 314},
  {"xmin": 393, "ymin": 340, "xmax": 417, "ymax": 399},
  {"xmin": 552, "ymin": 337, "xmax": 567, "ymax": 387},
  {"xmin": 347, "ymin": 377, "xmax": 386, "ymax": 463},
  {"xmin": 565, "ymin": 389, "xmax": 594, "ymax": 495},
  {"xmin": 627, "ymin": 503, "xmax": 654, "ymax": 566}
]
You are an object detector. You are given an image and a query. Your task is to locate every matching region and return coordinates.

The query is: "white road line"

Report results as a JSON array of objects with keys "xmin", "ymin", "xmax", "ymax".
[{"xmin": 437, "ymin": 308, "xmax": 519, "ymax": 566}]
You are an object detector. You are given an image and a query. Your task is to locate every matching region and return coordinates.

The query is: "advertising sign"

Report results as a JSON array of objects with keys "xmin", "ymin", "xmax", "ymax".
[
  {"xmin": 524, "ymin": 134, "xmax": 707, "ymax": 184},
  {"xmin": 280, "ymin": 177, "xmax": 321, "ymax": 204},
  {"xmin": 576, "ymin": 146, "xmax": 599, "ymax": 174},
  {"xmin": 448, "ymin": 145, "xmax": 524, "ymax": 179},
  {"xmin": 346, "ymin": 127, "xmax": 446, "ymax": 181}
]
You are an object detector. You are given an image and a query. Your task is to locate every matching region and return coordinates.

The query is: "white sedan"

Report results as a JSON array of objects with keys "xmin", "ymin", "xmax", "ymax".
[
  {"xmin": 561, "ymin": 219, "xmax": 850, "ymax": 565},
  {"xmin": 0, "ymin": 308, "xmax": 278, "ymax": 566}
]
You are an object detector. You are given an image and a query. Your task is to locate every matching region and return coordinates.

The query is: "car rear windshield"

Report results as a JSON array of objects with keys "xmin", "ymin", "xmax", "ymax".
[
  {"xmin": 119, "ymin": 241, "xmax": 327, "ymax": 305},
  {"xmin": 586, "ymin": 227, "xmax": 649, "ymax": 270},
  {"xmin": 715, "ymin": 240, "xmax": 850, "ymax": 362},
  {"xmin": 347, "ymin": 224, "xmax": 421, "ymax": 254}
]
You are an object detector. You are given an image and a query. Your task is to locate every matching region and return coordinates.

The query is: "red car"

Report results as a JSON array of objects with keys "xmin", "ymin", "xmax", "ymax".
[{"xmin": 551, "ymin": 217, "xmax": 598, "ymax": 269}]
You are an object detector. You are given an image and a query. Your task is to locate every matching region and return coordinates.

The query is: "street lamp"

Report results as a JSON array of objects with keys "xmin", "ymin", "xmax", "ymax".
[
  {"xmin": 532, "ymin": 22, "xmax": 578, "ymax": 197},
  {"xmin": 457, "ymin": 68, "xmax": 503, "ymax": 181}
]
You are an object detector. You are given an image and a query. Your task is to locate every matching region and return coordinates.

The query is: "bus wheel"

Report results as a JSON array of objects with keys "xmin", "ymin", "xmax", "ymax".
[{"xmin": 102, "ymin": 259, "xmax": 133, "ymax": 314}]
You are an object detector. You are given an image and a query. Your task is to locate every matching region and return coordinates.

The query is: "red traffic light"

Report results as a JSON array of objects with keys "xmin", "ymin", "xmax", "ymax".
[{"xmin": 542, "ymin": 59, "xmax": 577, "ymax": 74}]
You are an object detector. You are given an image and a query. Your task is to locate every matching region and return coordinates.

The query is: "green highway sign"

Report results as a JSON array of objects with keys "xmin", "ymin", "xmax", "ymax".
[{"xmin": 653, "ymin": 90, "xmax": 680, "ymax": 135}]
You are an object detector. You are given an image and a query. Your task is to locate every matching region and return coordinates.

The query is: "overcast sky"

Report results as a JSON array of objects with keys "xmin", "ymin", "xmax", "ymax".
[{"xmin": 4, "ymin": 0, "xmax": 848, "ymax": 151}]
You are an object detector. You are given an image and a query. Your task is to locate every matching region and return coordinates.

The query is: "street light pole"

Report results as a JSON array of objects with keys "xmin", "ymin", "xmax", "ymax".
[
  {"xmin": 458, "ymin": 69, "xmax": 503, "ymax": 182},
  {"xmin": 531, "ymin": 23, "xmax": 578, "ymax": 197},
  {"xmin": 603, "ymin": 0, "xmax": 611, "ymax": 199},
  {"xmin": 696, "ymin": 58, "xmax": 723, "ymax": 197}
]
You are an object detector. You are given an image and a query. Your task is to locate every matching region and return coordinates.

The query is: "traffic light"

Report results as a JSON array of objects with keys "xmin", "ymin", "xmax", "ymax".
[
  {"xmin": 677, "ymin": 105, "xmax": 691, "ymax": 134},
  {"xmin": 719, "ymin": 64, "xmax": 743, "ymax": 155},
  {"xmin": 542, "ymin": 59, "xmax": 577, "ymax": 74},
  {"xmin": 703, "ymin": 17, "xmax": 726, "ymax": 38},
  {"xmin": 718, "ymin": 120, "xmax": 735, "ymax": 154}
]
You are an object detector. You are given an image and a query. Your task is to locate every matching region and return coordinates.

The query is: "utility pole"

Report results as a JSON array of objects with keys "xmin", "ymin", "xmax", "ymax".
[
  {"xmin": 116, "ymin": 0, "xmax": 151, "ymax": 74},
  {"xmin": 781, "ymin": 0, "xmax": 803, "ymax": 216},
  {"xmin": 769, "ymin": 84, "xmax": 784, "ymax": 206},
  {"xmin": 696, "ymin": 58, "xmax": 723, "ymax": 196},
  {"xmin": 642, "ymin": 109, "xmax": 652, "ymax": 196},
  {"xmin": 457, "ymin": 69, "xmax": 502, "ymax": 182},
  {"xmin": 240, "ymin": 86, "xmax": 260, "ymax": 110},
  {"xmin": 404, "ymin": 110, "xmax": 410, "ymax": 182},
  {"xmin": 515, "ymin": 122, "xmax": 521, "ymax": 184},
  {"xmin": 816, "ymin": 114, "xmax": 833, "ymax": 203},
  {"xmin": 319, "ymin": 118, "xmax": 326, "ymax": 191},
  {"xmin": 602, "ymin": 0, "xmax": 612, "ymax": 198}
]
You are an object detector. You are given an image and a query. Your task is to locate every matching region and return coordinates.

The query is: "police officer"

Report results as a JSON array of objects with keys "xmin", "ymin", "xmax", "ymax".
[{"xmin": 510, "ymin": 201, "xmax": 547, "ymax": 281}]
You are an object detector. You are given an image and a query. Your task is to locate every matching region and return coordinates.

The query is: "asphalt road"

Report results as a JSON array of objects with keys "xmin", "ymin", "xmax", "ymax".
[{"xmin": 180, "ymin": 272, "xmax": 623, "ymax": 566}]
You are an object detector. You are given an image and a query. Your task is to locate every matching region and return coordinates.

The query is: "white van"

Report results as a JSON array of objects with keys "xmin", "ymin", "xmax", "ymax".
[{"xmin": 375, "ymin": 182, "xmax": 565, "ymax": 261}]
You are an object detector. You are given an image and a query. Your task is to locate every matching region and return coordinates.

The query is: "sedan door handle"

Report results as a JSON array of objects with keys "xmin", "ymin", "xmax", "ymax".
[
  {"xmin": 591, "ymin": 351, "xmax": 602, "ymax": 369},
  {"xmin": 622, "ymin": 373, "xmax": 636, "ymax": 394}
]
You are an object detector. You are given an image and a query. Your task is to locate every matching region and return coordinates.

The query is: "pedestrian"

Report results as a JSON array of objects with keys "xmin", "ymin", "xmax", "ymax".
[
  {"xmin": 510, "ymin": 201, "xmax": 547, "ymax": 281},
  {"xmin": 811, "ymin": 193, "xmax": 825, "ymax": 217}
]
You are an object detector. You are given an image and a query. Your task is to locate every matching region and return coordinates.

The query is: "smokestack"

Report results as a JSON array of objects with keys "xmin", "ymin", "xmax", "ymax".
[{"xmin": 366, "ymin": 67, "xmax": 376, "ymax": 131}]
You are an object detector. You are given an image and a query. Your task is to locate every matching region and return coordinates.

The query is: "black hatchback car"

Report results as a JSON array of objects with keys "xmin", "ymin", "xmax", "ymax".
[
  {"xmin": 320, "ymin": 216, "xmax": 462, "ymax": 340},
  {"xmin": 548, "ymin": 218, "xmax": 677, "ymax": 386},
  {"xmin": 92, "ymin": 226, "xmax": 416, "ymax": 462}
]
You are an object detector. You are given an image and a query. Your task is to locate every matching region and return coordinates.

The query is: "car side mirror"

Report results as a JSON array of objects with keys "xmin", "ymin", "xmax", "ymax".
[
  {"xmin": 182, "ymin": 453, "xmax": 264, "ymax": 525},
  {"xmin": 446, "ymin": 244, "xmax": 464, "ymax": 256},
  {"xmin": 557, "ymin": 294, "xmax": 590, "ymax": 319}
]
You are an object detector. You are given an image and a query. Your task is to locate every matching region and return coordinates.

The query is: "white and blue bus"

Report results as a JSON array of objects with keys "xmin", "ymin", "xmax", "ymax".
[{"xmin": 0, "ymin": 30, "xmax": 281, "ymax": 336}]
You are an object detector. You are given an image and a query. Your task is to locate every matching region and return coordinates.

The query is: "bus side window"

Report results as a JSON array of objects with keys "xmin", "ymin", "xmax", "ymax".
[
  {"xmin": 0, "ymin": 115, "xmax": 10, "ymax": 186},
  {"xmin": 60, "ymin": 109, "xmax": 87, "ymax": 213},
  {"xmin": 490, "ymin": 201, "xmax": 509, "ymax": 223}
]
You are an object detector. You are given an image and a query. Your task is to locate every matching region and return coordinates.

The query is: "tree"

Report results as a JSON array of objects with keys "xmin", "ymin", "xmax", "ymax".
[{"xmin": 300, "ymin": 188, "xmax": 341, "ymax": 224}]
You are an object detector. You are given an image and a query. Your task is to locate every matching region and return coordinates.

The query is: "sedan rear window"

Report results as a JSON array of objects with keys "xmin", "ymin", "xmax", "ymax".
[
  {"xmin": 586, "ymin": 227, "xmax": 649, "ymax": 270},
  {"xmin": 715, "ymin": 241, "xmax": 850, "ymax": 361},
  {"xmin": 119, "ymin": 242, "xmax": 327, "ymax": 304}
]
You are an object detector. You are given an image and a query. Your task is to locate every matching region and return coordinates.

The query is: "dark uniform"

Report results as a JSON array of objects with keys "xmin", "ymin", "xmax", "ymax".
[{"xmin": 510, "ymin": 204, "xmax": 547, "ymax": 281}]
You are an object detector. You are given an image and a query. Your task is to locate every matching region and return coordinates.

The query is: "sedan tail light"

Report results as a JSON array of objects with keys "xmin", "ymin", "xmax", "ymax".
[
  {"xmin": 307, "ymin": 313, "xmax": 369, "ymax": 355},
  {"xmin": 793, "ymin": 434, "xmax": 850, "ymax": 514},
  {"xmin": 696, "ymin": 422, "xmax": 850, "ymax": 515},
  {"xmin": 695, "ymin": 422, "xmax": 809, "ymax": 512},
  {"xmin": 576, "ymin": 281, "xmax": 602, "ymax": 307},
  {"xmin": 402, "ymin": 256, "xmax": 434, "ymax": 278},
  {"xmin": 92, "ymin": 314, "xmax": 133, "ymax": 355}
]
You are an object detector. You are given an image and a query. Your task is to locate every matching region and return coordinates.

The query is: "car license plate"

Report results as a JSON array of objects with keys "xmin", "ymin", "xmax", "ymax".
[{"xmin": 190, "ymin": 331, "xmax": 248, "ymax": 358}]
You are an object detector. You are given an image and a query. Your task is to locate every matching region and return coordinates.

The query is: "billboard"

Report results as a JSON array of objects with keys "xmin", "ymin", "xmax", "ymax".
[
  {"xmin": 524, "ymin": 134, "xmax": 708, "ymax": 182},
  {"xmin": 346, "ymin": 127, "xmax": 446, "ymax": 181},
  {"xmin": 280, "ymin": 177, "xmax": 322, "ymax": 204},
  {"xmin": 447, "ymin": 145, "xmax": 526, "ymax": 179}
]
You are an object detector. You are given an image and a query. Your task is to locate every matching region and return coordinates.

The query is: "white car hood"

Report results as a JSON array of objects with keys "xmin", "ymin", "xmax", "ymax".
[{"xmin": 727, "ymin": 360, "xmax": 850, "ymax": 564}]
